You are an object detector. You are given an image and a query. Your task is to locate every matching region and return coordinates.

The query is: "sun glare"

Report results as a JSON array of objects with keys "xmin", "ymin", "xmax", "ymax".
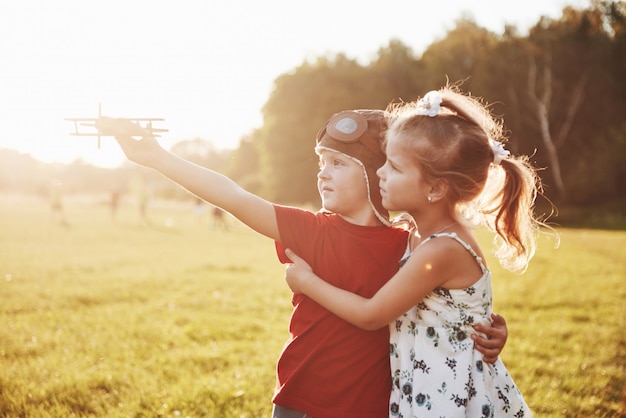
[{"xmin": 1, "ymin": 0, "xmax": 588, "ymax": 168}]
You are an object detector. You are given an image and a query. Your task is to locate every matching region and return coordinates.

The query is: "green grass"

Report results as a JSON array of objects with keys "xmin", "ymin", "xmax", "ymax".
[{"xmin": 1, "ymin": 195, "xmax": 624, "ymax": 417}]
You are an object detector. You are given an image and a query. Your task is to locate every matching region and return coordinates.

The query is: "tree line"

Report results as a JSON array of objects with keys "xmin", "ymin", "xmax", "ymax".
[
  {"xmin": 2, "ymin": 1, "xmax": 624, "ymax": 213},
  {"xmin": 252, "ymin": 1, "xmax": 625, "ymax": 208}
]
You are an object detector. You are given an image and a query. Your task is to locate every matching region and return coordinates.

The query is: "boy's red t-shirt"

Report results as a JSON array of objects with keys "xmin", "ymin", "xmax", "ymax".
[{"xmin": 273, "ymin": 205, "xmax": 408, "ymax": 418}]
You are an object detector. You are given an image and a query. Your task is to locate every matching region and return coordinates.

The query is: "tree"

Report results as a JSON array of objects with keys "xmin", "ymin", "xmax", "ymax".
[
  {"xmin": 525, "ymin": 52, "xmax": 585, "ymax": 198},
  {"xmin": 226, "ymin": 132, "xmax": 262, "ymax": 195},
  {"xmin": 522, "ymin": 2, "xmax": 625, "ymax": 202},
  {"xmin": 236, "ymin": 1, "xmax": 626, "ymax": 206},
  {"xmin": 420, "ymin": 17, "xmax": 500, "ymax": 91},
  {"xmin": 169, "ymin": 137, "xmax": 229, "ymax": 171},
  {"xmin": 370, "ymin": 40, "xmax": 423, "ymax": 102}
]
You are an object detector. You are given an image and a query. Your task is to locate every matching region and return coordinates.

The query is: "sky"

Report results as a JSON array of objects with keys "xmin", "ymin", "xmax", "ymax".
[{"xmin": 1, "ymin": 0, "xmax": 589, "ymax": 168}]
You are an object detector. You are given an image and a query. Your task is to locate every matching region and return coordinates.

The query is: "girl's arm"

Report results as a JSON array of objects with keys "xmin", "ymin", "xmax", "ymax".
[
  {"xmin": 284, "ymin": 247, "xmax": 509, "ymax": 361},
  {"xmin": 284, "ymin": 239, "xmax": 457, "ymax": 330},
  {"xmin": 108, "ymin": 118, "xmax": 280, "ymax": 240}
]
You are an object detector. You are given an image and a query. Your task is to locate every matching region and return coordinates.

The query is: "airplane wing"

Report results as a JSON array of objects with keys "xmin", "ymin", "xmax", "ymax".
[{"xmin": 65, "ymin": 105, "xmax": 168, "ymax": 148}]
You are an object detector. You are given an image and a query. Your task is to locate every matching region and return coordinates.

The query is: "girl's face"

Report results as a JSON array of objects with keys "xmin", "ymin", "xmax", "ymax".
[
  {"xmin": 317, "ymin": 150, "xmax": 371, "ymax": 220},
  {"xmin": 377, "ymin": 134, "xmax": 430, "ymax": 213}
]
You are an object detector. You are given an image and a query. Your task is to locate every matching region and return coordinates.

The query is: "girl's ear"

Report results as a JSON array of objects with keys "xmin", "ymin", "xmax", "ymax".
[{"xmin": 428, "ymin": 179, "xmax": 449, "ymax": 203}]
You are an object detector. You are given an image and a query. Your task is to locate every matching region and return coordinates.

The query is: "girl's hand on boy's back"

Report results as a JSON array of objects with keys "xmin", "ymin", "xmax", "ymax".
[
  {"xmin": 472, "ymin": 313, "xmax": 508, "ymax": 363},
  {"xmin": 284, "ymin": 248, "xmax": 313, "ymax": 294}
]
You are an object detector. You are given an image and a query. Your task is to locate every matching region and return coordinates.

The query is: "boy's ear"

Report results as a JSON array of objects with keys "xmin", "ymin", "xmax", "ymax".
[{"xmin": 428, "ymin": 179, "xmax": 449, "ymax": 203}]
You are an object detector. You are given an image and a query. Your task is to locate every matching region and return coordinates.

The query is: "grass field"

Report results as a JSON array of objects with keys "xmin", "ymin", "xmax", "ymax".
[{"xmin": 1, "ymin": 194, "xmax": 624, "ymax": 417}]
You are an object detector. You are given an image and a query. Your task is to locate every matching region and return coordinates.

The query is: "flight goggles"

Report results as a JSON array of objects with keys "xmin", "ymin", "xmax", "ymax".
[{"xmin": 316, "ymin": 110, "xmax": 384, "ymax": 156}]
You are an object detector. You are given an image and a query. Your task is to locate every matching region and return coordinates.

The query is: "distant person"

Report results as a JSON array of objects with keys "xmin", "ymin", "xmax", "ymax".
[
  {"xmin": 139, "ymin": 188, "xmax": 150, "ymax": 225},
  {"xmin": 103, "ymin": 104, "xmax": 507, "ymax": 418},
  {"xmin": 50, "ymin": 181, "xmax": 68, "ymax": 226},
  {"xmin": 110, "ymin": 190, "xmax": 120, "ymax": 220},
  {"xmin": 285, "ymin": 87, "xmax": 550, "ymax": 416},
  {"xmin": 193, "ymin": 197, "xmax": 206, "ymax": 223},
  {"xmin": 212, "ymin": 205, "xmax": 227, "ymax": 230}
]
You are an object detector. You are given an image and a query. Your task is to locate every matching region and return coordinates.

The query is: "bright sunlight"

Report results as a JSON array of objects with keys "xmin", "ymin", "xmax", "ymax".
[{"xmin": 0, "ymin": 0, "xmax": 588, "ymax": 167}]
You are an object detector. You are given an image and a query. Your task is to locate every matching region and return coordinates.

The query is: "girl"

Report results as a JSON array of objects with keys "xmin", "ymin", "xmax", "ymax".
[{"xmin": 285, "ymin": 86, "xmax": 548, "ymax": 417}]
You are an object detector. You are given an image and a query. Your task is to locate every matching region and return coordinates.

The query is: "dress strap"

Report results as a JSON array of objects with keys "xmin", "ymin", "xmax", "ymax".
[
  {"xmin": 398, "ymin": 230, "xmax": 416, "ymax": 268},
  {"xmin": 420, "ymin": 232, "xmax": 487, "ymax": 274}
]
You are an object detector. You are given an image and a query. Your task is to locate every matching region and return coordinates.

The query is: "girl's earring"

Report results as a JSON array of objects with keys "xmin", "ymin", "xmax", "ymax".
[{"xmin": 427, "ymin": 196, "xmax": 432, "ymax": 204}]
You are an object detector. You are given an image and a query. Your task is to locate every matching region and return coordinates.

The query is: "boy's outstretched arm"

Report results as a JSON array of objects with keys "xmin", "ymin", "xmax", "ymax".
[
  {"xmin": 108, "ymin": 118, "xmax": 280, "ymax": 241},
  {"xmin": 472, "ymin": 313, "xmax": 508, "ymax": 363}
]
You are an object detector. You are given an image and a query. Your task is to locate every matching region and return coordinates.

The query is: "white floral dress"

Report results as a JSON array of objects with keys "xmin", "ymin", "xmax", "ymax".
[{"xmin": 389, "ymin": 232, "xmax": 532, "ymax": 417}]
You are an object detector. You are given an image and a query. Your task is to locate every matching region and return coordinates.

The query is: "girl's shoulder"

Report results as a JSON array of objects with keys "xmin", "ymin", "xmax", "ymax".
[
  {"xmin": 421, "ymin": 231, "xmax": 484, "ymax": 259},
  {"xmin": 418, "ymin": 232, "xmax": 487, "ymax": 288}
]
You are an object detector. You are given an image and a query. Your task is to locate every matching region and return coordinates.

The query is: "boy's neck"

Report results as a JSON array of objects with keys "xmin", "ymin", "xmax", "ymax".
[{"xmin": 337, "ymin": 212, "xmax": 386, "ymax": 227}]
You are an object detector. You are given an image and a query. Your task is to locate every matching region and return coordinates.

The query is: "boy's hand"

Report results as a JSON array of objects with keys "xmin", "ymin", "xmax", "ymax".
[
  {"xmin": 472, "ymin": 313, "xmax": 508, "ymax": 363},
  {"xmin": 96, "ymin": 117, "xmax": 163, "ymax": 167},
  {"xmin": 95, "ymin": 117, "xmax": 149, "ymax": 137},
  {"xmin": 284, "ymin": 248, "xmax": 313, "ymax": 294}
]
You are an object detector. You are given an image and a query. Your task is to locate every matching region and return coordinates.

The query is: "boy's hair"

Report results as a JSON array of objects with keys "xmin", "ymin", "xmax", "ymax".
[{"xmin": 315, "ymin": 109, "xmax": 390, "ymax": 225}]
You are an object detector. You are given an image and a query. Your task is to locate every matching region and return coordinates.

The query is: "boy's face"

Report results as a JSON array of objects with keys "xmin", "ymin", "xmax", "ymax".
[{"xmin": 317, "ymin": 150, "xmax": 371, "ymax": 220}]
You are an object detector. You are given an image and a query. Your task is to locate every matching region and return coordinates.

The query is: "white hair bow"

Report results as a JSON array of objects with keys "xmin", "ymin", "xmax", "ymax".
[
  {"xmin": 489, "ymin": 139, "xmax": 510, "ymax": 164},
  {"xmin": 416, "ymin": 90, "xmax": 442, "ymax": 117}
]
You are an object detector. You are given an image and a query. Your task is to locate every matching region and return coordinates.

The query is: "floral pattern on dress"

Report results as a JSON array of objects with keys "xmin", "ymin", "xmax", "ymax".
[{"xmin": 389, "ymin": 233, "xmax": 532, "ymax": 417}]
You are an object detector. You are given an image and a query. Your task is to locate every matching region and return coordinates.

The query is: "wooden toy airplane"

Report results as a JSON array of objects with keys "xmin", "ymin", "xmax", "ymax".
[{"xmin": 65, "ymin": 103, "xmax": 167, "ymax": 148}]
